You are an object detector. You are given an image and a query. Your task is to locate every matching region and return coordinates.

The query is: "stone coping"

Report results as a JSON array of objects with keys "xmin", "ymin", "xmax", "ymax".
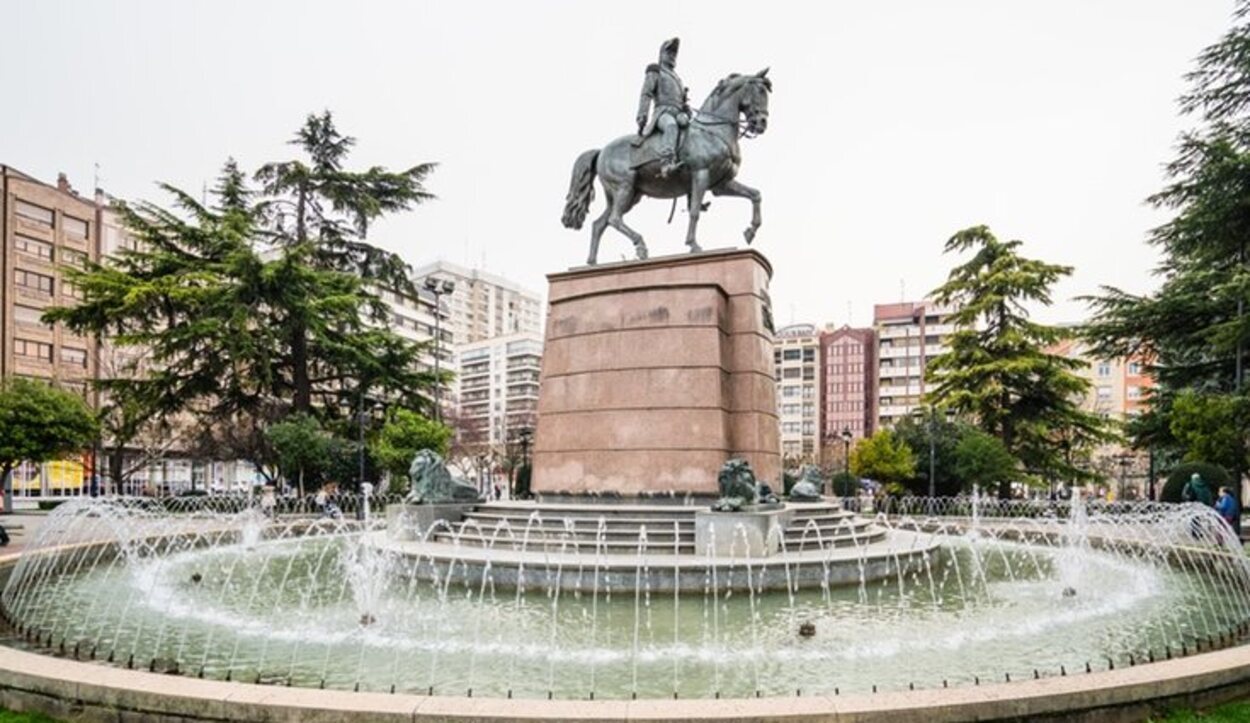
[
  {"xmin": 552, "ymin": 246, "xmax": 773, "ymax": 280},
  {"xmin": 3, "ymin": 617, "xmax": 1250, "ymax": 721},
  {"xmin": 368, "ymin": 527, "xmax": 933, "ymax": 571}
]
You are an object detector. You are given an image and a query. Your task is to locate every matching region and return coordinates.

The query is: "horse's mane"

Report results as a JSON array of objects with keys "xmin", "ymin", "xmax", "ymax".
[
  {"xmin": 703, "ymin": 72, "xmax": 773, "ymax": 111},
  {"xmin": 710, "ymin": 73, "xmax": 772, "ymax": 99}
]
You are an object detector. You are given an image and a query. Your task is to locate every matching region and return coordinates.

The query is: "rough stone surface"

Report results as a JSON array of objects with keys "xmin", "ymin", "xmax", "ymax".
[
  {"xmin": 385, "ymin": 503, "xmax": 474, "ymax": 541},
  {"xmin": 694, "ymin": 507, "xmax": 794, "ymax": 557},
  {"xmin": 532, "ymin": 249, "xmax": 779, "ymax": 497}
]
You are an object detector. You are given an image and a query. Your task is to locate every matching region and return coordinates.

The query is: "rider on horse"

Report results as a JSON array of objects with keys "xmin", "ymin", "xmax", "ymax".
[{"xmin": 636, "ymin": 37, "xmax": 691, "ymax": 178}]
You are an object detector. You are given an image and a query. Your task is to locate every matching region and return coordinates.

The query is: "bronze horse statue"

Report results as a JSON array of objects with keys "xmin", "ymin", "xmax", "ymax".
[{"xmin": 562, "ymin": 70, "xmax": 771, "ymax": 265}]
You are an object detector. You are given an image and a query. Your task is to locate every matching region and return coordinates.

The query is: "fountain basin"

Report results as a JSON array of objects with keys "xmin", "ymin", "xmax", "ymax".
[{"xmin": 4, "ymin": 498, "xmax": 1250, "ymax": 708}]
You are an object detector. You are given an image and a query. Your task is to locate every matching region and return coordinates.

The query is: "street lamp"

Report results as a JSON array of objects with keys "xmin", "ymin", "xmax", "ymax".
[
  {"xmin": 358, "ymin": 396, "xmax": 383, "ymax": 489},
  {"xmin": 1116, "ymin": 454, "xmax": 1132, "ymax": 501},
  {"xmin": 840, "ymin": 427, "xmax": 853, "ymax": 477},
  {"xmin": 911, "ymin": 405, "xmax": 955, "ymax": 499},
  {"xmin": 423, "ymin": 277, "xmax": 455, "ymax": 422},
  {"xmin": 517, "ymin": 426, "xmax": 534, "ymax": 468}
]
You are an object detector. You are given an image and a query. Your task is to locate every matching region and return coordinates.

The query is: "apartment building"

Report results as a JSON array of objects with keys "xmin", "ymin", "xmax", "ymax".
[
  {"xmin": 773, "ymin": 323, "xmax": 822, "ymax": 463},
  {"xmin": 821, "ymin": 325, "xmax": 876, "ymax": 443},
  {"xmin": 411, "ymin": 260, "xmax": 543, "ymax": 345},
  {"xmin": 873, "ymin": 300, "xmax": 959, "ymax": 428},
  {"xmin": 1, "ymin": 167, "xmax": 102, "ymax": 495},
  {"xmin": 455, "ymin": 332, "xmax": 542, "ymax": 452},
  {"xmin": 1048, "ymin": 336, "xmax": 1154, "ymax": 422}
]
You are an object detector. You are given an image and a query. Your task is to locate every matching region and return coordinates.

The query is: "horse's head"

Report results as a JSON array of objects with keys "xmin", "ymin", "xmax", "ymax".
[{"xmin": 704, "ymin": 68, "xmax": 772, "ymax": 136}]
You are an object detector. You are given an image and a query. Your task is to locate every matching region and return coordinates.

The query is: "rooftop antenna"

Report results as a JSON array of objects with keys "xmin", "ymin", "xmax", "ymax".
[
  {"xmin": 93, "ymin": 162, "xmax": 100, "ymax": 192},
  {"xmin": 847, "ymin": 300, "xmax": 852, "ymax": 327},
  {"xmin": 900, "ymin": 278, "xmax": 906, "ymax": 303}
]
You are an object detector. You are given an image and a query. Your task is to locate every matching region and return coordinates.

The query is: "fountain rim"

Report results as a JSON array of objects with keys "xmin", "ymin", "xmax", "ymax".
[{"xmin": 4, "ymin": 551, "xmax": 1250, "ymax": 721}]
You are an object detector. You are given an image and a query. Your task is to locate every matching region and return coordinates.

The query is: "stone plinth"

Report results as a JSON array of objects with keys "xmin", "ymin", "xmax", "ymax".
[
  {"xmin": 385, "ymin": 503, "xmax": 474, "ymax": 541},
  {"xmin": 532, "ymin": 248, "xmax": 779, "ymax": 496},
  {"xmin": 694, "ymin": 507, "xmax": 795, "ymax": 558}
]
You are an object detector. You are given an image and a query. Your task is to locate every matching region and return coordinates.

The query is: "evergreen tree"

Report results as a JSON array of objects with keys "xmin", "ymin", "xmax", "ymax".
[
  {"xmin": 48, "ymin": 115, "xmax": 440, "ymax": 475},
  {"xmin": 255, "ymin": 112, "xmax": 437, "ymax": 413},
  {"xmin": 1083, "ymin": 3, "xmax": 1250, "ymax": 480},
  {"xmin": 927, "ymin": 226, "xmax": 1111, "ymax": 495}
]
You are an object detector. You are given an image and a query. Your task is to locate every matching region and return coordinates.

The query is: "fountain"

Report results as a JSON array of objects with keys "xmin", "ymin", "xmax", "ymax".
[
  {"xmin": 3, "ymin": 493, "xmax": 1250, "ymax": 705},
  {"xmin": 3, "ymin": 40, "xmax": 1250, "ymax": 723}
]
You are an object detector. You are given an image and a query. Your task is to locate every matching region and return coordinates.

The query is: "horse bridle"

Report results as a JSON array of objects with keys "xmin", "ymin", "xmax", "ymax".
[{"xmin": 693, "ymin": 109, "xmax": 765, "ymax": 139}]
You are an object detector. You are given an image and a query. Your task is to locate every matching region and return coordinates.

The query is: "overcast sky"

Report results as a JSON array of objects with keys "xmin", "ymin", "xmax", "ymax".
[{"xmin": 1, "ymin": 1, "xmax": 1235, "ymax": 327}]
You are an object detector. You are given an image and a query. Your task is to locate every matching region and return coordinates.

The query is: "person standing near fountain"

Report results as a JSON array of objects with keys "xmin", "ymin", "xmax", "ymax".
[
  {"xmin": 1216, "ymin": 486, "xmax": 1239, "ymax": 538},
  {"xmin": 1182, "ymin": 472, "xmax": 1214, "ymax": 507}
]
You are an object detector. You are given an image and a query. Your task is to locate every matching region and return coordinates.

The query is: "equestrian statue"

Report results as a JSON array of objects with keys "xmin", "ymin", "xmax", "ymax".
[{"xmin": 562, "ymin": 38, "xmax": 772, "ymax": 265}]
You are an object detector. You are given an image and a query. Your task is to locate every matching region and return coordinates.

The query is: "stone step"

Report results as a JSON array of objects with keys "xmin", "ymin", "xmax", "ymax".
[{"xmin": 432, "ymin": 529, "xmax": 885, "ymax": 554}]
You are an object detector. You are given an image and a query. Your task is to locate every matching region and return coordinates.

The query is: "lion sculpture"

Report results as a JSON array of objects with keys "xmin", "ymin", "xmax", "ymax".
[
  {"xmin": 405, "ymin": 449, "xmax": 482, "ymax": 504},
  {"xmin": 712, "ymin": 458, "xmax": 778, "ymax": 512},
  {"xmin": 789, "ymin": 465, "xmax": 825, "ymax": 502}
]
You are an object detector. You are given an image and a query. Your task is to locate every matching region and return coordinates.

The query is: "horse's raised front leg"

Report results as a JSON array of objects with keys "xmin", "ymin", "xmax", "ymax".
[
  {"xmin": 711, "ymin": 178, "xmax": 763, "ymax": 245},
  {"xmin": 685, "ymin": 168, "xmax": 710, "ymax": 253}
]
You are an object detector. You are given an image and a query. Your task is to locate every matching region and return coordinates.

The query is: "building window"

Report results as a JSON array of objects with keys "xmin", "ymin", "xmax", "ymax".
[
  {"xmin": 63, "ymin": 215, "xmax": 89, "ymax": 239},
  {"xmin": 1097, "ymin": 362, "xmax": 1111, "ymax": 378},
  {"xmin": 15, "ymin": 269, "xmax": 54, "ymax": 295},
  {"xmin": 1127, "ymin": 362, "xmax": 1141, "ymax": 376},
  {"xmin": 62, "ymin": 347, "xmax": 88, "ymax": 368},
  {"xmin": 13, "ymin": 305, "xmax": 47, "ymax": 328},
  {"xmin": 14, "ymin": 339, "xmax": 53, "ymax": 361},
  {"xmin": 1127, "ymin": 385, "xmax": 1142, "ymax": 400},
  {"xmin": 1096, "ymin": 385, "xmax": 1112, "ymax": 400},
  {"xmin": 15, "ymin": 200, "xmax": 54, "ymax": 227},
  {"xmin": 63, "ymin": 282, "xmax": 85, "ymax": 300},
  {"xmin": 15, "ymin": 234, "xmax": 53, "ymax": 260},
  {"xmin": 62, "ymin": 249, "xmax": 87, "ymax": 267}
]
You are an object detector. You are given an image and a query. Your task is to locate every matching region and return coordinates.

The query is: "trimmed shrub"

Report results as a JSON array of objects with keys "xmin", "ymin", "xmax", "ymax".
[
  {"xmin": 830, "ymin": 471, "xmax": 859, "ymax": 497},
  {"xmin": 1160, "ymin": 462, "xmax": 1230, "ymax": 503}
]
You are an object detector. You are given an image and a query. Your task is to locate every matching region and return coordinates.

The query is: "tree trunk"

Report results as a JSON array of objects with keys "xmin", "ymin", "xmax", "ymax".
[
  {"xmin": 292, "ymin": 318, "xmax": 311, "ymax": 413},
  {"xmin": 1, "ymin": 463, "xmax": 12, "ymax": 515}
]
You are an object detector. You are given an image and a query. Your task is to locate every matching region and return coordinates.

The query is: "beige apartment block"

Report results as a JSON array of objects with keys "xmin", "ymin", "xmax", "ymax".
[
  {"xmin": 411, "ymin": 260, "xmax": 543, "ymax": 345},
  {"xmin": 1, "ymin": 167, "xmax": 99, "ymax": 399},
  {"xmin": 873, "ymin": 300, "xmax": 959, "ymax": 428},
  {"xmin": 456, "ymin": 331, "xmax": 542, "ymax": 452},
  {"xmin": 773, "ymin": 323, "xmax": 822, "ymax": 463}
]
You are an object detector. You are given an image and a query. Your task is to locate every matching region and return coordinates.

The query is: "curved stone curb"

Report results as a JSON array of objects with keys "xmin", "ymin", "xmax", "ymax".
[{"xmin": 3, "ymin": 635, "xmax": 1250, "ymax": 721}]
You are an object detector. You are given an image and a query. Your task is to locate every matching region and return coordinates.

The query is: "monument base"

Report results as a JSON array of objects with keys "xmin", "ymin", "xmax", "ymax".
[
  {"xmin": 694, "ymin": 506, "xmax": 795, "ymax": 558},
  {"xmin": 532, "ymin": 248, "xmax": 780, "ymax": 497}
]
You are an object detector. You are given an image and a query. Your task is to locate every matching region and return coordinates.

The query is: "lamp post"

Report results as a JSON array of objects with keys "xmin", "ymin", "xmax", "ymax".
[
  {"xmin": 911, "ymin": 405, "xmax": 955, "ymax": 500},
  {"xmin": 840, "ymin": 427, "xmax": 853, "ymax": 476},
  {"xmin": 1116, "ymin": 454, "xmax": 1132, "ymax": 501},
  {"xmin": 357, "ymin": 395, "xmax": 383, "ymax": 490},
  {"xmin": 424, "ymin": 277, "xmax": 455, "ymax": 422}
]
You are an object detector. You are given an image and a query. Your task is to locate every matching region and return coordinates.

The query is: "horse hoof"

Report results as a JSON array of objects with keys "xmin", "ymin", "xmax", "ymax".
[
  {"xmin": 744, "ymin": 229, "xmax": 756, "ymax": 245},
  {"xmin": 635, "ymin": 247, "xmax": 648, "ymax": 260},
  {"xmin": 688, "ymin": 243, "xmax": 702, "ymax": 254}
]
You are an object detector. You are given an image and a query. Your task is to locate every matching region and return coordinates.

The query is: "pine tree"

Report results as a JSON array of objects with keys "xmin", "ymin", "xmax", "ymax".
[
  {"xmin": 48, "ymin": 127, "xmax": 440, "ymax": 478},
  {"xmin": 927, "ymin": 226, "xmax": 1111, "ymax": 495},
  {"xmin": 1083, "ymin": 3, "xmax": 1250, "ymax": 480}
]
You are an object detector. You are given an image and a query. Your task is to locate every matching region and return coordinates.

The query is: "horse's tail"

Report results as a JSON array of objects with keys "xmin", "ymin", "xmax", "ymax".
[{"xmin": 561, "ymin": 149, "xmax": 599, "ymax": 230}]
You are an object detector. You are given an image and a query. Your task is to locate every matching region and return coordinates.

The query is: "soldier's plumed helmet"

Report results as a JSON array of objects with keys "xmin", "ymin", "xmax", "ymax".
[{"xmin": 659, "ymin": 37, "xmax": 680, "ymax": 61}]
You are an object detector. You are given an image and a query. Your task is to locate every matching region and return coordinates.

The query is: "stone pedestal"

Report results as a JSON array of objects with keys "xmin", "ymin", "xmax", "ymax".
[
  {"xmin": 532, "ymin": 248, "xmax": 780, "ymax": 497},
  {"xmin": 694, "ymin": 507, "xmax": 795, "ymax": 557},
  {"xmin": 385, "ymin": 503, "xmax": 474, "ymax": 541}
]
